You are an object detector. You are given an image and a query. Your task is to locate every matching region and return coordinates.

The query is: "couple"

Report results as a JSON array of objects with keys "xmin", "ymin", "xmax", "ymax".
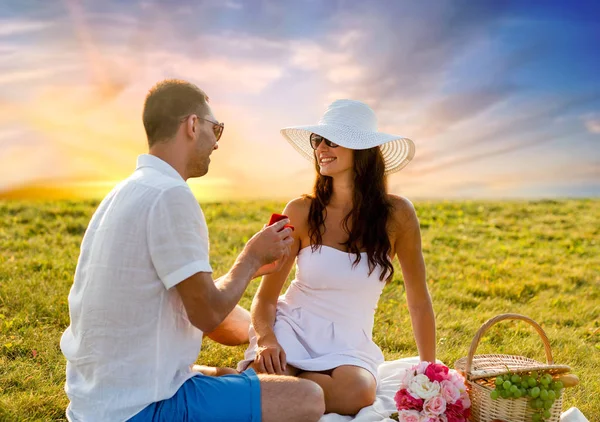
[{"xmin": 60, "ymin": 79, "xmax": 436, "ymax": 422}]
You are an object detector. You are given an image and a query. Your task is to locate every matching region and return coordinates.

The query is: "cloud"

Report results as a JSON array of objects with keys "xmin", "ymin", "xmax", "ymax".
[
  {"xmin": 583, "ymin": 114, "xmax": 600, "ymax": 134},
  {"xmin": 0, "ymin": 19, "xmax": 54, "ymax": 36},
  {"xmin": 222, "ymin": 1, "xmax": 243, "ymax": 10},
  {"xmin": 327, "ymin": 2, "xmax": 513, "ymax": 106},
  {"xmin": 0, "ymin": 64, "xmax": 82, "ymax": 85},
  {"xmin": 288, "ymin": 35, "xmax": 367, "ymax": 85}
]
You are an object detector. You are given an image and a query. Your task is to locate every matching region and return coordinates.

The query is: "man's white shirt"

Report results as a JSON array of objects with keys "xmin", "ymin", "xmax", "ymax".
[{"xmin": 60, "ymin": 154, "xmax": 212, "ymax": 422}]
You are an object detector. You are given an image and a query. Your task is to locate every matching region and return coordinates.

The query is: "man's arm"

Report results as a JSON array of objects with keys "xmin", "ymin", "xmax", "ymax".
[{"xmin": 176, "ymin": 219, "xmax": 293, "ymax": 333}]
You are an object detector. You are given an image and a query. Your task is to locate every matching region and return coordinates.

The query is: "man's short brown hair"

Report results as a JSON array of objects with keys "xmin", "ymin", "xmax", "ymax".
[{"xmin": 143, "ymin": 79, "xmax": 209, "ymax": 146}]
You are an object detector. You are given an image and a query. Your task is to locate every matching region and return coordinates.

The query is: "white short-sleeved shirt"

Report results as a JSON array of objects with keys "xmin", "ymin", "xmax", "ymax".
[{"xmin": 60, "ymin": 154, "xmax": 213, "ymax": 422}]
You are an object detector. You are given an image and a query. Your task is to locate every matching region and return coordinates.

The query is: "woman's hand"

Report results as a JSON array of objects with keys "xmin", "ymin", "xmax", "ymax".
[{"xmin": 254, "ymin": 336, "xmax": 287, "ymax": 375}]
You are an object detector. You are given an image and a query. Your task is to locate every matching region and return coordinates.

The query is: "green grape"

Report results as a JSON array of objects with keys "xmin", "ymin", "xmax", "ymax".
[
  {"xmin": 520, "ymin": 387, "xmax": 527, "ymax": 396},
  {"xmin": 544, "ymin": 409, "xmax": 552, "ymax": 418},
  {"xmin": 553, "ymin": 381, "xmax": 564, "ymax": 391},
  {"xmin": 544, "ymin": 400, "xmax": 553, "ymax": 410},
  {"xmin": 540, "ymin": 374, "xmax": 552, "ymax": 386},
  {"xmin": 495, "ymin": 376, "xmax": 504, "ymax": 386},
  {"xmin": 535, "ymin": 398, "xmax": 544, "ymax": 409},
  {"xmin": 531, "ymin": 387, "xmax": 541, "ymax": 398},
  {"xmin": 521, "ymin": 380, "xmax": 529, "ymax": 389},
  {"xmin": 532, "ymin": 414, "xmax": 541, "ymax": 422},
  {"xmin": 513, "ymin": 389, "xmax": 522, "ymax": 398},
  {"xmin": 531, "ymin": 371, "xmax": 539, "ymax": 379},
  {"xmin": 510, "ymin": 385, "xmax": 519, "ymax": 393},
  {"xmin": 503, "ymin": 380, "xmax": 512, "ymax": 390},
  {"xmin": 540, "ymin": 389, "xmax": 549, "ymax": 400},
  {"xmin": 528, "ymin": 376, "xmax": 538, "ymax": 387},
  {"xmin": 490, "ymin": 390, "xmax": 500, "ymax": 400},
  {"xmin": 511, "ymin": 374, "xmax": 521, "ymax": 383},
  {"xmin": 500, "ymin": 389, "xmax": 509, "ymax": 399},
  {"xmin": 548, "ymin": 390, "xmax": 556, "ymax": 401}
]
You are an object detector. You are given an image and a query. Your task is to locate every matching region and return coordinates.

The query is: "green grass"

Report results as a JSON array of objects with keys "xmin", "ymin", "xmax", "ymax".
[{"xmin": 0, "ymin": 199, "xmax": 598, "ymax": 421}]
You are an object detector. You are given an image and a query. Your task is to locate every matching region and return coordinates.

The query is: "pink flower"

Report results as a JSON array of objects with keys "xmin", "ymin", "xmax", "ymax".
[
  {"xmin": 394, "ymin": 388, "xmax": 424, "ymax": 411},
  {"xmin": 396, "ymin": 409, "xmax": 421, "ymax": 422},
  {"xmin": 458, "ymin": 393, "xmax": 471, "ymax": 409},
  {"xmin": 421, "ymin": 416, "xmax": 447, "ymax": 422},
  {"xmin": 423, "ymin": 396, "xmax": 447, "ymax": 416},
  {"xmin": 400, "ymin": 369, "xmax": 415, "ymax": 389},
  {"xmin": 425, "ymin": 363, "xmax": 450, "ymax": 382},
  {"xmin": 449, "ymin": 372, "xmax": 467, "ymax": 393},
  {"xmin": 414, "ymin": 361, "xmax": 431, "ymax": 375},
  {"xmin": 439, "ymin": 380, "xmax": 460, "ymax": 404},
  {"xmin": 445, "ymin": 401, "xmax": 467, "ymax": 422}
]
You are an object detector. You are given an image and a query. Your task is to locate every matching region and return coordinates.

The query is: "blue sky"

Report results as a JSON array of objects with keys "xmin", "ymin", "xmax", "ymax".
[{"xmin": 0, "ymin": 0, "xmax": 598, "ymax": 200}]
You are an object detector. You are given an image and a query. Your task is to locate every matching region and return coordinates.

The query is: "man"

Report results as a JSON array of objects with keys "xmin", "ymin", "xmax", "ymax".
[{"xmin": 60, "ymin": 79, "xmax": 325, "ymax": 422}]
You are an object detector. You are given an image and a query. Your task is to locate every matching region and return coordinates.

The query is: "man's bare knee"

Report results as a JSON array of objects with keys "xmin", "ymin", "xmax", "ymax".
[
  {"xmin": 259, "ymin": 375, "xmax": 324, "ymax": 422},
  {"xmin": 297, "ymin": 378, "xmax": 325, "ymax": 419}
]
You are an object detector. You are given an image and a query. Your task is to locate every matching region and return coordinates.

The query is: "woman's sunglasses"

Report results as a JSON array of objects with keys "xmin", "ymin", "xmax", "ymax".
[
  {"xmin": 181, "ymin": 114, "xmax": 225, "ymax": 142},
  {"xmin": 310, "ymin": 133, "xmax": 339, "ymax": 150}
]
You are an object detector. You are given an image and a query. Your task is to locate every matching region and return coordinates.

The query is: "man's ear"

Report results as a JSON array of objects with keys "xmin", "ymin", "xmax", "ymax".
[{"xmin": 185, "ymin": 115, "xmax": 197, "ymax": 139}]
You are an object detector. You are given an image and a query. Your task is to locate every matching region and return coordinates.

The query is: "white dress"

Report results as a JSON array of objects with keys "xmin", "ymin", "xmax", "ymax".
[{"xmin": 238, "ymin": 245, "xmax": 386, "ymax": 381}]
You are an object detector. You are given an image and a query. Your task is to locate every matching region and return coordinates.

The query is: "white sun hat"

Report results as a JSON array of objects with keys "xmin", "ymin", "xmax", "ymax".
[{"xmin": 280, "ymin": 99, "xmax": 415, "ymax": 175}]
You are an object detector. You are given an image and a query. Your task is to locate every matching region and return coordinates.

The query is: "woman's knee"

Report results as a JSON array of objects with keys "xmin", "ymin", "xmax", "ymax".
[
  {"xmin": 334, "ymin": 378, "xmax": 376, "ymax": 415},
  {"xmin": 347, "ymin": 383, "xmax": 376, "ymax": 411}
]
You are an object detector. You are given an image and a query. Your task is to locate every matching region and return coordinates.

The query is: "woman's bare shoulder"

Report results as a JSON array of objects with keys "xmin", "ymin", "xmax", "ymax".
[
  {"xmin": 388, "ymin": 194, "xmax": 417, "ymax": 223},
  {"xmin": 282, "ymin": 196, "xmax": 312, "ymax": 225}
]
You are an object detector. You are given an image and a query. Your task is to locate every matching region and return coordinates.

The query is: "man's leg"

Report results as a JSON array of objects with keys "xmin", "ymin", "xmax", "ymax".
[
  {"xmin": 258, "ymin": 373, "xmax": 325, "ymax": 422},
  {"xmin": 129, "ymin": 370, "xmax": 324, "ymax": 422},
  {"xmin": 204, "ymin": 304, "xmax": 250, "ymax": 345}
]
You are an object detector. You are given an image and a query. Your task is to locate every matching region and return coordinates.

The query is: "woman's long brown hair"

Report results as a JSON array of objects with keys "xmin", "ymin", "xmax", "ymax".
[{"xmin": 305, "ymin": 147, "xmax": 394, "ymax": 281}]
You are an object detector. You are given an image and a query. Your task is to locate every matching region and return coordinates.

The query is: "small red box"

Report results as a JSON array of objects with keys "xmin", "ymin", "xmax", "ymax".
[{"xmin": 268, "ymin": 213, "xmax": 295, "ymax": 232}]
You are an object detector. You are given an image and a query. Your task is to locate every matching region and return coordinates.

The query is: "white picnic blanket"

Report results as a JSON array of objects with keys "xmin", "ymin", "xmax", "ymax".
[{"xmin": 319, "ymin": 357, "xmax": 589, "ymax": 422}]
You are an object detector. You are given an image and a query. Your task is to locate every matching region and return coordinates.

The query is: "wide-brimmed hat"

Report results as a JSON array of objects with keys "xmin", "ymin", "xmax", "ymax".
[{"xmin": 280, "ymin": 99, "xmax": 415, "ymax": 175}]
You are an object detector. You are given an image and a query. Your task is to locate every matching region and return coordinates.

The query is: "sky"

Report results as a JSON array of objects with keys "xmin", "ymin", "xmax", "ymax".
[{"xmin": 0, "ymin": 0, "xmax": 599, "ymax": 201}]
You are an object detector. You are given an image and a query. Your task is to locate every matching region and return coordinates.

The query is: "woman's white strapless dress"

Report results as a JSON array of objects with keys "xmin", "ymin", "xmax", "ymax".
[{"xmin": 238, "ymin": 245, "xmax": 386, "ymax": 381}]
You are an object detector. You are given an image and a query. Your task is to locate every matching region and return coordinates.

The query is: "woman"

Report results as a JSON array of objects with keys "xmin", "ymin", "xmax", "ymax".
[{"xmin": 238, "ymin": 99, "xmax": 436, "ymax": 415}]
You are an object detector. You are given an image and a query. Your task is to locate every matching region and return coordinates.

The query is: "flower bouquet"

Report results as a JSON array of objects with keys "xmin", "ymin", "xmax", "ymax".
[{"xmin": 390, "ymin": 362, "xmax": 471, "ymax": 422}]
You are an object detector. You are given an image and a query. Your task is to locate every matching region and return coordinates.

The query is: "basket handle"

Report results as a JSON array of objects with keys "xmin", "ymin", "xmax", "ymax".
[{"xmin": 465, "ymin": 313, "xmax": 554, "ymax": 376}]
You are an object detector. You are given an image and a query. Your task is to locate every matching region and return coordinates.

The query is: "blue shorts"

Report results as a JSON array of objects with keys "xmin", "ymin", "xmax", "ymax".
[{"xmin": 129, "ymin": 369, "xmax": 262, "ymax": 422}]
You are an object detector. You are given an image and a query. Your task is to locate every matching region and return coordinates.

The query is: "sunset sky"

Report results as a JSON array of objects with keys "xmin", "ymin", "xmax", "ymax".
[{"xmin": 0, "ymin": 0, "xmax": 599, "ymax": 201}]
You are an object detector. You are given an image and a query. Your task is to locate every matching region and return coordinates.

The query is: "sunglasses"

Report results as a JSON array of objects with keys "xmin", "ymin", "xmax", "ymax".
[
  {"xmin": 181, "ymin": 114, "xmax": 225, "ymax": 142},
  {"xmin": 310, "ymin": 133, "xmax": 339, "ymax": 150}
]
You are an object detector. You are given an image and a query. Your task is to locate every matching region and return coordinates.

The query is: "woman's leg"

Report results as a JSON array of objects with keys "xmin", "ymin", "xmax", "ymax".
[
  {"xmin": 297, "ymin": 365, "xmax": 376, "ymax": 415},
  {"xmin": 204, "ymin": 305, "xmax": 251, "ymax": 345}
]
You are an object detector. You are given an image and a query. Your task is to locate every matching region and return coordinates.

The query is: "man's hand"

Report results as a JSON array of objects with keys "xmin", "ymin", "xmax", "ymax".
[
  {"xmin": 252, "ymin": 255, "xmax": 289, "ymax": 279},
  {"xmin": 254, "ymin": 335, "xmax": 287, "ymax": 375},
  {"xmin": 245, "ymin": 219, "xmax": 293, "ymax": 275}
]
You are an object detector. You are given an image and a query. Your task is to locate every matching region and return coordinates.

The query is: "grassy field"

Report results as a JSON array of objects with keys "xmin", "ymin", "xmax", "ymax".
[{"xmin": 0, "ymin": 199, "xmax": 598, "ymax": 421}]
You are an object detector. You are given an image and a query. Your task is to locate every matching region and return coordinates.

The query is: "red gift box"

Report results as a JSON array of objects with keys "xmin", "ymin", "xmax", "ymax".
[{"xmin": 268, "ymin": 213, "xmax": 295, "ymax": 232}]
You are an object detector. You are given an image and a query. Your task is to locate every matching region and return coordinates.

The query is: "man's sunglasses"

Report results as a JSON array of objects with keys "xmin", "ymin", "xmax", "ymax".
[
  {"xmin": 181, "ymin": 114, "xmax": 225, "ymax": 142},
  {"xmin": 310, "ymin": 133, "xmax": 339, "ymax": 150}
]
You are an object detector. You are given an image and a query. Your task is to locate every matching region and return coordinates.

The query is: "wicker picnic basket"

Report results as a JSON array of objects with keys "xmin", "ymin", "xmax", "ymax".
[{"xmin": 454, "ymin": 314, "xmax": 571, "ymax": 422}]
